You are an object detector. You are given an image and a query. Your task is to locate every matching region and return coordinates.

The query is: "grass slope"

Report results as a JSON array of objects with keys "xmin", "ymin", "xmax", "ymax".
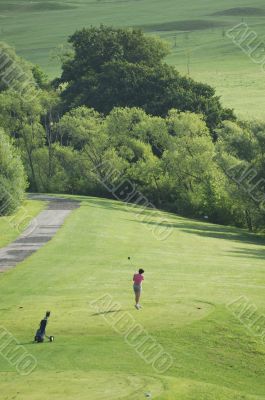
[
  {"xmin": 1, "ymin": 0, "xmax": 265, "ymax": 118},
  {"xmin": 0, "ymin": 200, "xmax": 45, "ymax": 249},
  {"xmin": 0, "ymin": 196, "xmax": 264, "ymax": 399}
]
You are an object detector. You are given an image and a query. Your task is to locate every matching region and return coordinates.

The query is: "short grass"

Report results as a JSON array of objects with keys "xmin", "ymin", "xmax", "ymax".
[
  {"xmin": 1, "ymin": 0, "xmax": 265, "ymax": 119},
  {"xmin": 0, "ymin": 196, "xmax": 264, "ymax": 399},
  {"xmin": 0, "ymin": 200, "xmax": 45, "ymax": 249}
]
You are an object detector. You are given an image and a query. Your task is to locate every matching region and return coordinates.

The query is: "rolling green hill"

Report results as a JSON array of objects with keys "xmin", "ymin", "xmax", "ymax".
[
  {"xmin": 0, "ymin": 196, "xmax": 264, "ymax": 399},
  {"xmin": 1, "ymin": 0, "xmax": 265, "ymax": 119}
]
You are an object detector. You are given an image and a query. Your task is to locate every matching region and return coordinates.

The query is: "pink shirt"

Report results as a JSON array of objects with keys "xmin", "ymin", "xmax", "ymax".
[{"xmin": 133, "ymin": 273, "xmax": 144, "ymax": 285}]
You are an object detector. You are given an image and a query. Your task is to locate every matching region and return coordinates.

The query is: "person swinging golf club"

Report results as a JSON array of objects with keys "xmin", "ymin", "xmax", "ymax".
[{"xmin": 133, "ymin": 268, "xmax": 144, "ymax": 310}]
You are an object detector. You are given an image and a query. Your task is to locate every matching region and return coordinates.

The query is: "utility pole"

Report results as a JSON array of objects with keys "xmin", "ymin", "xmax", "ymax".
[
  {"xmin": 173, "ymin": 33, "xmax": 177, "ymax": 48},
  {"xmin": 186, "ymin": 49, "xmax": 191, "ymax": 75}
]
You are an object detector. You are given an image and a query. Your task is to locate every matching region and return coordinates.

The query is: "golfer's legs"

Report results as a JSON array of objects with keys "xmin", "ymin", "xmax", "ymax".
[
  {"xmin": 136, "ymin": 291, "xmax": 141, "ymax": 304},
  {"xmin": 133, "ymin": 285, "xmax": 141, "ymax": 305}
]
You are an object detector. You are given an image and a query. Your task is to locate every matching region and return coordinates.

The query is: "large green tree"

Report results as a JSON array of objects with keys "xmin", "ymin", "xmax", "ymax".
[
  {"xmin": 216, "ymin": 120, "xmax": 265, "ymax": 231},
  {"xmin": 57, "ymin": 26, "xmax": 234, "ymax": 131}
]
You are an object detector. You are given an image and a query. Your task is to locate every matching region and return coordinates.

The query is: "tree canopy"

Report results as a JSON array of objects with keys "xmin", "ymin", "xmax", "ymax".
[{"xmin": 57, "ymin": 25, "xmax": 235, "ymax": 132}]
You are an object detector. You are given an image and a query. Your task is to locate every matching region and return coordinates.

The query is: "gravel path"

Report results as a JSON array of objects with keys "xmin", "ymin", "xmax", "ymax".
[{"xmin": 0, "ymin": 195, "xmax": 80, "ymax": 273}]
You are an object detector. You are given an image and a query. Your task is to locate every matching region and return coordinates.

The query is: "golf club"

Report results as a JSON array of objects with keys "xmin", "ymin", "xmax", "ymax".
[{"xmin": 128, "ymin": 256, "xmax": 137, "ymax": 270}]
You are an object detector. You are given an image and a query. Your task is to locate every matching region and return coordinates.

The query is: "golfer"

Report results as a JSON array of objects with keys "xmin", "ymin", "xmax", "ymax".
[{"xmin": 133, "ymin": 269, "xmax": 144, "ymax": 310}]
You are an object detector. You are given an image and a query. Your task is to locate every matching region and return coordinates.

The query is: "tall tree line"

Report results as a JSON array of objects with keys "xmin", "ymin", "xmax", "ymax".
[{"xmin": 0, "ymin": 27, "xmax": 264, "ymax": 231}]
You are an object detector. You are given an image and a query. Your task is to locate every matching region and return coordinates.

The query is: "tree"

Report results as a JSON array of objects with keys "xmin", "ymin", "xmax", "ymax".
[
  {"xmin": 0, "ymin": 90, "xmax": 46, "ymax": 191},
  {"xmin": 57, "ymin": 26, "xmax": 235, "ymax": 131},
  {"xmin": 161, "ymin": 112, "xmax": 220, "ymax": 216},
  {"xmin": 61, "ymin": 26, "xmax": 169, "ymax": 78},
  {"xmin": 31, "ymin": 65, "xmax": 49, "ymax": 89},
  {"xmin": 0, "ymin": 86, "xmax": 62, "ymax": 191},
  {"xmin": 215, "ymin": 120, "xmax": 265, "ymax": 231},
  {"xmin": 0, "ymin": 129, "xmax": 27, "ymax": 215},
  {"xmin": 55, "ymin": 107, "xmax": 127, "ymax": 195},
  {"xmin": 104, "ymin": 107, "xmax": 170, "ymax": 155}
]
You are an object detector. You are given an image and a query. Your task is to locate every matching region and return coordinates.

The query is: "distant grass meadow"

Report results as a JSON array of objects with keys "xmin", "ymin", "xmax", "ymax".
[
  {"xmin": 1, "ymin": 0, "xmax": 265, "ymax": 119},
  {"xmin": 0, "ymin": 196, "xmax": 264, "ymax": 399}
]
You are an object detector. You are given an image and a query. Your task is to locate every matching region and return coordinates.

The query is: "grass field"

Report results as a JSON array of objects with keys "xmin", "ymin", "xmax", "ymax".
[
  {"xmin": 0, "ymin": 200, "xmax": 45, "ymax": 248},
  {"xmin": 1, "ymin": 0, "xmax": 265, "ymax": 119},
  {"xmin": 0, "ymin": 196, "xmax": 264, "ymax": 399}
]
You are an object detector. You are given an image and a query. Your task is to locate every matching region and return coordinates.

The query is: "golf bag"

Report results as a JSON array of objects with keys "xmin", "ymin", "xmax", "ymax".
[{"xmin": 34, "ymin": 311, "xmax": 54, "ymax": 343}]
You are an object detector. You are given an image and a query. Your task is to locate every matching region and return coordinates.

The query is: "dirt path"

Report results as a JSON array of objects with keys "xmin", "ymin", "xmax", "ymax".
[{"xmin": 0, "ymin": 195, "xmax": 80, "ymax": 273}]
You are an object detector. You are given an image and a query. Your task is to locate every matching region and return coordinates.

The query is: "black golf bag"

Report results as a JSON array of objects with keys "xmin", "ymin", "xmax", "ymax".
[{"xmin": 34, "ymin": 311, "xmax": 54, "ymax": 343}]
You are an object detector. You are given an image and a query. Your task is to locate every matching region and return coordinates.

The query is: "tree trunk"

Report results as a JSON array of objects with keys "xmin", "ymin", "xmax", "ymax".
[{"xmin": 245, "ymin": 209, "xmax": 253, "ymax": 232}]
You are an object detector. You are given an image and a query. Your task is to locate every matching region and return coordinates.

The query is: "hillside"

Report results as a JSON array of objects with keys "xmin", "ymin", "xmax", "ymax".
[
  {"xmin": 1, "ymin": 0, "xmax": 265, "ymax": 118},
  {"xmin": 0, "ymin": 196, "xmax": 264, "ymax": 399}
]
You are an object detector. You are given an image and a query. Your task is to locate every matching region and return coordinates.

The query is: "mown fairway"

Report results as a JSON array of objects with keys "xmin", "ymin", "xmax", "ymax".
[
  {"xmin": 0, "ymin": 196, "xmax": 264, "ymax": 399},
  {"xmin": 1, "ymin": 0, "xmax": 265, "ymax": 118}
]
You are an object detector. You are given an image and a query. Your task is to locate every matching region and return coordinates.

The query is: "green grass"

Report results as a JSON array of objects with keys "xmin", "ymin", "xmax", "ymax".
[
  {"xmin": 0, "ymin": 195, "xmax": 264, "ymax": 399},
  {"xmin": 1, "ymin": 0, "xmax": 265, "ymax": 119},
  {"xmin": 0, "ymin": 200, "xmax": 45, "ymax": 249}
]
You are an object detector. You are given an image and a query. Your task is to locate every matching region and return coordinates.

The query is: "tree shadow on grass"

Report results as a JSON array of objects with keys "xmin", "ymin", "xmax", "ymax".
[
  {"xmin": 17, "ymin": 341, "xmax": 49, "ymax": 346},
  {"xmin": 226, "ymin": 248, "xmax": 265, "ymax": 260},
  {"xmin": 91, "ymin": 309, "xmax": 124, "ymax": 317},
  {"xmin": 179, "ymin": 226, "xmax": 265, "ymax": 246},
  {"xmin": 82, "ymin": 198, "xmax": 131, "ymax": 213},
  {"xmin": 83, "ymin": 197, "xmax": 165, "ymax": 217},
  {"xmin": 127, "ymin": 218, "xmax": 265, "ymax": 247}
]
